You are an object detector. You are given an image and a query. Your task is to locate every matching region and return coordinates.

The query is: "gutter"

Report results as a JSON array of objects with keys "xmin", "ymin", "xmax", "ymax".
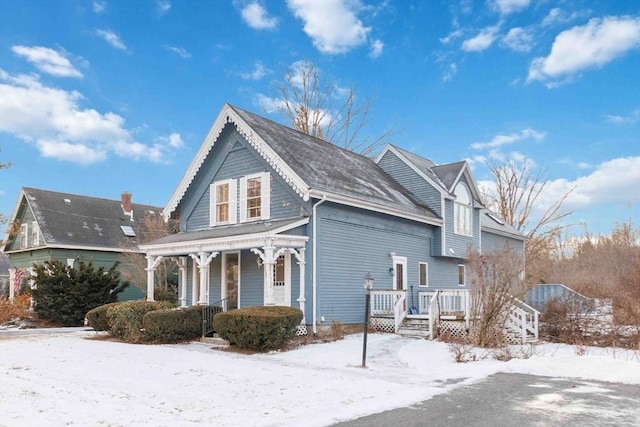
[{"xmin": 312, "ymin": 195, "xmax": 327, "ymax": 334}]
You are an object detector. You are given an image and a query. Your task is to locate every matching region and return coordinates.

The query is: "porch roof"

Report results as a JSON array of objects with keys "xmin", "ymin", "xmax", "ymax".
[{"xmin": 139, "ymin": 217, "xmax": 309, "ymax": 256}]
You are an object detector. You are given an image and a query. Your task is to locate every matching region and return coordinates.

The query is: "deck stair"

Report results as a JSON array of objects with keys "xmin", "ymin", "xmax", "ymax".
[{"xmin": 396, "ymin": 315, "xmax": 431, "ymax": 338}]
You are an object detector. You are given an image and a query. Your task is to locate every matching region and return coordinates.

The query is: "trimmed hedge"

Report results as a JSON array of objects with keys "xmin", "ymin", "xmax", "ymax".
[
  {"xmin": 107, "ymin": 300, "xmax": 173, "ymax": 342},
  {"xmin": 143, "ymin": 306, "xmax": 202, "ymax": 342},
  {"xmin": 86, "ymin": 302, "xmax": 122, "ymax": 331},
  {"xmin": 213, "ymin": 306, "xmax": 303, "ymax": 351}
]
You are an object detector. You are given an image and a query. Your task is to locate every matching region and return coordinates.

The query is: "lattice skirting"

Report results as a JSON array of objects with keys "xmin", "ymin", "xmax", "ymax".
[
  {"xmin": 370, "ymin": 317, "xmax": 395, "ymax": 333},
  {"xmin": 439, "ymin": 321, "xmax": 468, "ymax": 340},
  {"xmin": 295, "ymin": 324, "xmax": 308, "ymax": 336}
]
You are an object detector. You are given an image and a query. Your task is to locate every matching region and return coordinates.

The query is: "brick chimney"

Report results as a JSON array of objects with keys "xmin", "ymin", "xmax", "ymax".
[{"xmin": 121, "ymin": 192, "xmax": 133, "ymax": 221}]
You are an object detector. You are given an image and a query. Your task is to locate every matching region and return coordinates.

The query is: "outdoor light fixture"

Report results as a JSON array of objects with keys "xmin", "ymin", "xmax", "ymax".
[
  {"xmin": 362, "ymin": 272, "xmax": 374, "ymax": 368},
  {"xmin": 389, "ymin": 267, "xmax": 394, "ymax": 276}
]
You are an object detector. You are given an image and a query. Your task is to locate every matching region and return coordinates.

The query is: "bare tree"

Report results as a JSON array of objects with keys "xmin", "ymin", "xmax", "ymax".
[
  {"xmin": 484, "ymin": 159, "xmax": 575, "ymax": 282},
  {"xmin": 271, "ymin": 61, "xmax": 394, "ymax": 156},
  {"xmin": 119, "ymin": 213, "xmax": 177, "ymax": 296},
  {"xmin": 467, "ymin": 245, "xmax": 527, "ymax": 347}
]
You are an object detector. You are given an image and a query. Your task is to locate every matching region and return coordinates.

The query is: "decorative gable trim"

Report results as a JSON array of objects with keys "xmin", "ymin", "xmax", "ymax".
[{"xmin": 163, "ymin": 104, "xmax": 310, "ymax": 220}]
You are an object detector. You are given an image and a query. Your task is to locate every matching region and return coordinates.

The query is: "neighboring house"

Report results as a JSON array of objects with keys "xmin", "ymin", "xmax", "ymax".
[
  {"xmin": 526, "ymin": 284, "xmax": 613, "ymax": 320},
  {"xmin": 140, "ymin": 103, "xmax": 534, "ymax": 340},
  {"xmin": 1, "ymin": 187, "xmax": 163, "ymax": 301}
]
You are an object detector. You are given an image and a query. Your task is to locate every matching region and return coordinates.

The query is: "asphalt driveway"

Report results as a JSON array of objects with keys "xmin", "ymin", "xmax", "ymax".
[{"xmin": 333, "ymin": 372, "xmax": 640, "ymax": 427}]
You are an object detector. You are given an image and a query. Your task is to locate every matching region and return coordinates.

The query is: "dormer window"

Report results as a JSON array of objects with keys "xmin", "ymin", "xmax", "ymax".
[
  {"xmin": 454, "ymin": 183, "xmax": 472, "ymax": 236},
  {"xmin": 20, "ymin": 223, "xmax": 28, "ymax": 248},
  {"xmin": 31, "ymin": 221, "xmax": 40, "ymax": 246}
]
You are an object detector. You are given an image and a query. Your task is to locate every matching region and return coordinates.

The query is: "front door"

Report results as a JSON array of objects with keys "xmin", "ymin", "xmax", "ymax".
[
  {"xmin": 223, "ymin": 253, "xmax": 239, "ymax": 310},
  {"xmin": 272, "ymin": 253, "xmax": 291, "ymax": 306}
]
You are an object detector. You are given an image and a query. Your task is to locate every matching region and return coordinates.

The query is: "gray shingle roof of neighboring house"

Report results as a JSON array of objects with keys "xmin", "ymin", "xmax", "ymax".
[
  {"xmin": 230, "ymin": 105, "xmax": 439, "ymax": 221},
  {"xmin": 387, "ymin": 144, "xmax": 446, "ymax": 189},
  {"xmin": 3, "ymin": 187, "xmax": 162, "ymax": 252}
]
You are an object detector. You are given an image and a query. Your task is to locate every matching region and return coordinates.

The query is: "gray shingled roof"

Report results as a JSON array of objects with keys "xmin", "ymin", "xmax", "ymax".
[
  {"xmin": 230, "ymin": 106, "xmax": 439, "ymax": 220},
  {"xmin": 147, "ymin": 217, "xmax": 305, "ymax": 246},
  {"xmin": 388, "ymin": 145, "xmax": 446, "ymax": 189},
  {"xmin": 480, "ymin": 210, "xmax": 524, "ymax": 239},
  {"xmin": 432, "ymin": 161, "xmax": 465, "ymax": 192},
  {"xmin": 11, "ymin": 187, "xmax": 162, "ymax": 251}
]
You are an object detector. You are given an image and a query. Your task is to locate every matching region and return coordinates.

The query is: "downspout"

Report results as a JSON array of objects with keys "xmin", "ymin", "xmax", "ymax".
[{"xmin": 312, "ymin": 195, "xmax": 327, "ymax": 334}]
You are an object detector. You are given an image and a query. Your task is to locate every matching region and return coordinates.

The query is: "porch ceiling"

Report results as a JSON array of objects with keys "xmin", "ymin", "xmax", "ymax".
[{"xmin": 139, "ymin": 217, "xmax": 309, "ymax": 256}]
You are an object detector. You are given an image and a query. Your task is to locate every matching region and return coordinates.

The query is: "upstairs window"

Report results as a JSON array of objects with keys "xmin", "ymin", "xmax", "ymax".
[
  {"xmin": 458, "ymin": 264, "xmax": 466, "ymax": 286},
  {"xmin": 210, "ymin": 179, "xmax": 237, "ymax": 226},
  {"xmin": 20, "ymin": 223, "xmax": 28, "ymax": 249},
  {"xmin": 454, "ymin": 183, "xmax": 472, "ymax": 236},
  {"xmin": 240, "ymin": 172, "xmax": 270, "ymax": 222},
  {"xmin": 31, "ymin": 222, "xmax": 40, "ymax": 246}
]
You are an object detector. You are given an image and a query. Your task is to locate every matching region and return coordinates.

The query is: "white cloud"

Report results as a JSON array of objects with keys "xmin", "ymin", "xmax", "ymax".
[
  {"xmin": 0, "ymin": 70, "xmax": 176, "ymax": 164},
  {"xmin": 167, "ymin": 133, "xmax": 184, "ymax": 148},
  {"xmin": 471, "ymin": 128, "xmax": 545, "ymax": 150},
  {"xmin": 527, "ymin": 16, "xmax": 640, "ymax": 84},
  {"xmin": 254, "ymin": 93, "xmax": 286, "ymax": 114},
  {"xmin": 12, "ymin": 45, "xmax": 83, "ymax": 78},
  {"xmin": 489, "ymin": 0, "xmax": 530, "ymax": 16},
  {"xmin": 440, "ymin": 29, "xmax": 463, "ymax": 44},
  {"xmin": 553, "ymin": 156, "xmax": 640, "ymax": 209},
  {"xmin": 369, "ymin": 39, "xmax": 384, "ymax": 58},
  {"xmin": 240, "ymin": 62, "xmax": 270, "ymax": 80},
  {"xmin": 96, "ymin": 29, "xmax": 128, "ymax": 51},
  {"xmin": 157, "ymin": 0, "xmax": 171, "ymax": 15},
  {"xmin": 92, "ymin": 1, "xmax": 106, "ymax": 14},
  {"xmin": 461, "ymin": 24, "xmax": 500, "ymax": 52},
  {"xmin": 605, "ymin": 108, "xmax": 640, "ymax": 124},
  {"xmin": 500, "ymin": 27, "xmax": 534, "ymax": 52},
  {"xmin": 165, "ymin": 45, "xmax": 191, "ymax": 58},
  {"xmin": 240, "ymin": 2, "xmax": 278, "ymax": 30},
  {"xmin": 541, "ymin": 8, "xmax": 586, "ymax": 28},
  {"xmin": 287, "ymin": 0, "xmax": 371, "ymax": 54},
  {"xmin": 442, "ymin": 63, "xmax": 457, "ymax": 82}
]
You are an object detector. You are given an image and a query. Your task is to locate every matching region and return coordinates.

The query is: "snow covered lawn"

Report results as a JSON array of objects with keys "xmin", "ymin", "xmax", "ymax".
[{"xmin": 1, "ymin": 330, "xmax": 638, "ymax": 427}]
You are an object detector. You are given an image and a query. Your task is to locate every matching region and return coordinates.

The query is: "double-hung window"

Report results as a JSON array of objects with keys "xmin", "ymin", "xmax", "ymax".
[
  {"xmin": 240, "ymin": 172, "xmax": 270, "ymax": 222},
  {"xmin": 419, "ymin": 262, "xmax": 429, "ymax": 287},
  {"xmin": 31, "ymin": 222, "xmax": 40, "ymax": 246},
  {"xmin": 458, "ymin": 264, "xmax": 466, "ymax": 287},
  {"xmin": 20, "ymin": 223, "xmax": 28, "ymax": 249},
  {"xmin": 210, "ymin": 179, "xmax": 237, "ymax": 226},
  {"xmin": 454, "ymin": 183, "xmax": 472, "ymax": 236}
]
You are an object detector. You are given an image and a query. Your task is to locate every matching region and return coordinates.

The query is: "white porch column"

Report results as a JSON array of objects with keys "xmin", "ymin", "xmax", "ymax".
[
  {"xmin": 252, "ymin": 240, "xmax": 278, "ymax": 306},
  {"xmin": 291, "ymin": 248, "xmax": 306, "ymax": 322},
  {"xmin": 189, "ymin": 251, "xmax": 218, "ymax": 305},
  {"xmin": 8, "ymin": 268, "xmax": 15, "ymax": 301},
  {"xmin": 145, "ymin": 255, "xmax": 164, "ymax": 301},
  {"xmin": 177, "ymin": 257, "xmax": 188, "ymax": 307}
]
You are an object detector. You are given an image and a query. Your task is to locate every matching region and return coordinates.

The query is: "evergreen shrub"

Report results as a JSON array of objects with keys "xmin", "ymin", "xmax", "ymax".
[
  {"xmin": 213, "ymin": 306, "xmax": 303, "ymax": 351},
  {"xmin": 31, "ymin": 260, "xmax": 128, "ymax": 326},
  {"xmin": 86, "ymin": 302, "xmax": 122, "ymax": 331},
  {"xmin": 107, "ymin": 300, "xmax": 172, "ymax": 342},
  {"xmin": 143, "ymin": 306, "xmax": 202, "ymax": 342}
]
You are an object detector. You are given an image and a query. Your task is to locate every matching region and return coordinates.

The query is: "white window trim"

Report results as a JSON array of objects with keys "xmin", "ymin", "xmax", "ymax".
[
  {"xmin": 454, "ymin": 183, "xmax": 472, "ymax": 237},
  {"xmin": 418, "ymin": 262, "xmax": 429, "ymax": 287},
  {"xmin": 240, "ymin": 172, "xmax": 270, "ymax": 223},
  {"xmin": 210, "ymin": 179, "xmax": 237, "ymax": 226},
  {"xmin": 391, "ymin": 255, "xmax": 408, "ymax": 290},
  {"xmin": 457, "ymin": 264, "xmax": 466, "ymax": 287},
  {"xmin": 31, "ymin": 221, "xmax": 40, "ymax": 246},
  {"xmin": 20, "ymin": 223, "xmax": 28, "ymax": 249}
]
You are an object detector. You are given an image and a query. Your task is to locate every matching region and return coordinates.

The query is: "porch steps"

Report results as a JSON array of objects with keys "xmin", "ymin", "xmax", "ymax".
[
  {"xmin": 396, "ymin": 317, "xmax": 431, "ymax": 339},
  {"xmin": 200, "ymin": 335, "xmax": 230, "ymax": 346}
]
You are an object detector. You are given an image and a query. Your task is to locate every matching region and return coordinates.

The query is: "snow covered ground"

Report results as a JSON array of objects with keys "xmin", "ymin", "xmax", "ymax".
[{"xmin": 1, "ymin": 329, "xmax": 638, "ymax": 427}]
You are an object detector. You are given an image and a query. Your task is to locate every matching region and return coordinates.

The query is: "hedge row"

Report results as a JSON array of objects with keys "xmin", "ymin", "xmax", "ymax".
[{"xmin": 213, "ymin": 306, "xmax": 303, "ymax": 351}]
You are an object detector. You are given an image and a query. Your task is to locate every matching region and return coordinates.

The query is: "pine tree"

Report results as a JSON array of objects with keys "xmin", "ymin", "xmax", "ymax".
[{"xmin": 31, "ymin": 260, "xmax": 129, "ymax": 326}]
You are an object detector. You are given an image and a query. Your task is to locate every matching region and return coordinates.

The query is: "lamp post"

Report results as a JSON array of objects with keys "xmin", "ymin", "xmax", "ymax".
[{"xmin": 362, "ymin": 272, "xmax": 374, "ymax": 368}]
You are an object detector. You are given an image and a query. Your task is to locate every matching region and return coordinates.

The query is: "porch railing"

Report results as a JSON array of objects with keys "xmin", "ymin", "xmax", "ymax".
[
  {"xmin": 506, "ymin": 298, "xmax": 539, "ymax": 343},
  {"xmin": 202, "ymin": 298, "xmax": 227, "ymax": 337},
  {"xmin": 428, "ymin": 292, "xmax": 440, "ymax": 340},
  {"xmin": 418, "ymin": 290, "xmax": 470, "ymax": 318},
  {"xmin": 370, "ymin": 290, "xmax": 406, "ymax": 332}
]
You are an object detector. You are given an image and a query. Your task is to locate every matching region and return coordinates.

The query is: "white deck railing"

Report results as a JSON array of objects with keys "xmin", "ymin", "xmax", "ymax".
[
  {"xmin": 506, "ymin": 298, "xmax": 539, "ymax": 343},
  {"xmin": 370, "ymin": 290, "xmax": 406, "ymax": 332},
  {"xmin": 418, "ymin": 290, "xmax": 470, "ymax": 317}
]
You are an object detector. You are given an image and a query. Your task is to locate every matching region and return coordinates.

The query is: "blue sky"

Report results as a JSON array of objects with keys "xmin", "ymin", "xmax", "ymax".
[{"xmin": 0, "ymin": 0, "xmax": 638, "ymax": 237}]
